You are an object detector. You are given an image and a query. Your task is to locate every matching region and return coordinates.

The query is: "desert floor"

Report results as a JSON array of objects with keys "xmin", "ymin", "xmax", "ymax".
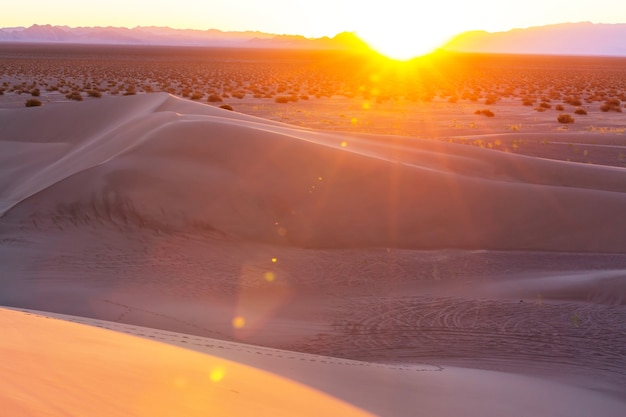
[{"xmin": 1, "ymin": 46, "xmax": 625, "ymax": 416}]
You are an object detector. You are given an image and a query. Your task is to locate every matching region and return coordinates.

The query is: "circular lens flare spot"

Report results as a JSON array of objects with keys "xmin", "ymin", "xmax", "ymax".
[
  {"xmin": 232, "ymin": 316, "xmax": 246, "ymax": 329},
  {"xmin": 264, "ymin": 271, "xmax": 276, "ymax": 282},
  {"xmin": 210, "ymin": 367, "xmax": 225, "ymax": 382}
]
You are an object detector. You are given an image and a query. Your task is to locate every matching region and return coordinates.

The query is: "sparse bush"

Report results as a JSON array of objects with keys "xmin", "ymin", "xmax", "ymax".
[
  {"xmin": 522, "ymin": 98, "xmax": 534, "ymax": 106},
  {"xmin": 557, "ymin": 114, "xmax": 575, "ymax": 124},
  {"xmin": 539, "ymin": 102, "xmax": 551, "ymax": 109},
  {"xmin": 600, "ymin": 98, "xmax": 622, "ymax": 112},
  {"xmin": 207, "ymin": 93, "xmax": 223, "ymax": 102},
  {"xmin": 219, "ymin": 104, "xmax": 234, "ymax": 111},
  {"xmin": 65, "ymin": 91, "xmax": 83, "ymax": 101},
  {"xmin": 190, "ymin": 92, "xmax": 203, "ymax": 100},
  {"xmin": 474, "ymin": 109, "xmax": 494, "ymax": 117},
  {"xmin": 275, "ymin": 95, "xmax": 290, "ymax": 103},
  {"xmin": 564, "ymin": 97, "xmax": 582, "ymax": 106},
  {"xmin": 605, "ymin": 98, "xmax": 621, "ymax": 107},
  {"xmin": 30, "ymin": 88, "xmax": 40, "ymax": 97},
  {"xmin": 87, "ymin": 90, "xmax": 102, "ymax": 98},
  {"xmin": 574, "ymin": 108, "xmax": 587, "ymax": 115},
  {"xmin": 555, "ymin": 104, "xmax": 564, "ymax": 111},
  {"xmin": 25, "ymin": 98, "xmax": 42, "ymax": 107}
]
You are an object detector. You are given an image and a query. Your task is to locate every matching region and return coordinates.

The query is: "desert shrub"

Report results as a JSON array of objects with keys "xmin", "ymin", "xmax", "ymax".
[
  {"xmin": 190, "ymin": 92, "xmax": 203, "ymax": 100},
  {"xmin": 605, "ymin": 98, "xmax": 621, "ymax": 107},
  {"xmin": 574, "ymin": 108, "xmax": 587, "ymax": 115},
  {"xmin": 474, "ymin": 109, "xmax": 494, "ymax": 117},
  {"xmin": 231, "ymin": 92, "xmax": 246, "ymax": 99},
  {"xmin": 555, "ymin": 104, "xmax": 564, "ymax": 111},
  {"xmin": 87, "ymin": 90, "xmax": 102, "ymax": 98},
  {"xmin": 534, "ymin": 107, "xmax": 546, "ymax": 112},
  {"xmin": 522, "ymin": 98, "xmax": 534, "ymax": 106},
  {"xmin": 123, "ymin": 87, "xmax": 136, "ymax": 96},
  {"xmin": 275, "ymin": 95, "xmax": 290, "ymax": 103},
  {"xmin": 30, "ymin": 88, "xmax": 40, "ymax": 97},
  {"xmin": 557, "ymin": 114, "xmax": 575, "ymax": 124},
  {"xmin": 484, "ymin": 95, "xmax": 498, "ymax": 105},
  {"xmin": 65, "ymin": 91, "xmax": 83, "ymax": 101},
  {"xmin": 600, "ymin": 98, "xmax": 622, "ymax": 112},
  {"xmin": 219, "ymin": 104, "xmax": 234, "ymax": 111},
  {"xmin": 299, "ymin": 94, "xmax": 309, "ymax": 100},
  {"xmin": 25, "ymin": 98, "xmax": 42, "ymax": 107},
  {"xmin": 207, "ymin": 93, "xmax": 223, "ymax": 102},
  {"xmin": 564, "ymin": 97, "xmax": 582, "ymax": 106},
  {"xmin": 539, "ymin": 102, "xmax": 551, "ymax": 109}
]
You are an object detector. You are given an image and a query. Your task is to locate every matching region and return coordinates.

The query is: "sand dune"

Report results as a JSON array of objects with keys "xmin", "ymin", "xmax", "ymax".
[
  {"xmin": 2, "ymin": 93, "xmax": 626, "ymax": 416},
  {"xmin": 0, "ymin": 307, "xmax": 371, "ymax": 417},
  {"xmin": 2, "ymin": 92, "xmax": 626, "ymax": 251},
  {"xmin": 3, "ymin": 307, "xmax": 624, "ymax": 417}
]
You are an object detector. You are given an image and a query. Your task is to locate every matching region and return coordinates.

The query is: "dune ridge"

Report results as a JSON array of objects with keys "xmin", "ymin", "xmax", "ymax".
[
  {"xmin": 2, "ymin": 93, "xmax": 626, "ymax": 251},
  {"xmin": 3, "ymin": 307, "xmax": 624, "ymax": 417}
]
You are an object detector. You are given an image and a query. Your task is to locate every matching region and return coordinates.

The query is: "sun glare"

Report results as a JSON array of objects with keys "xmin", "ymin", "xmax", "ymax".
[{"xmin": 357, "ymin": 29, "xmax": 452, "ymax": 60}]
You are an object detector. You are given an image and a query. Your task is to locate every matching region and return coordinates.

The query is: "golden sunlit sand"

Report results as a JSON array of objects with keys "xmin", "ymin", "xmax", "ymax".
[{"xmin": 3, "ymin": 307, "xmax": 625, "ymax": 417}]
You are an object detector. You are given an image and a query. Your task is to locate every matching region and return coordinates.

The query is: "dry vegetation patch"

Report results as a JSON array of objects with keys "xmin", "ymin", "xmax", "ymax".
[{"xmin": 1, "ymin": 44, "xmax": 626, "ymax": 166}]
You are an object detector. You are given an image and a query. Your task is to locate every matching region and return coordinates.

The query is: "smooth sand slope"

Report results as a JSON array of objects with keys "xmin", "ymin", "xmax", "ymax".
[
  {"xmin": 0, "ymin": 307, "xmax": 371, "ymax": 417},
  {"xmin": 2, "ymin": 93, "xmax": 626, "ymax": 251},
  {"xmin": 1, "ymin": 93, "xmax": 626, "ymax": 416}
]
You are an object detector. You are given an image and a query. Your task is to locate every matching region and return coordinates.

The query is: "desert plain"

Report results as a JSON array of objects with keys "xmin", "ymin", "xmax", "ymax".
[{"xmin": 1, "ymin": 43, "xmax": 626, "ymax": 416}]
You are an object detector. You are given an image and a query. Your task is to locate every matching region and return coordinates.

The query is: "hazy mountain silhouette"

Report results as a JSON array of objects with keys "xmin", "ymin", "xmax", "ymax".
[
  {"xmin": 443, "ymin": 22, "xmax": 626, "ymax": 56},
  {"xmin": 1, "ymin": 23, "xmax": 624, "ymax": 56},
  {"xmin": 0, "ymin": 24, "xmax": 366, "ymax": 50}
]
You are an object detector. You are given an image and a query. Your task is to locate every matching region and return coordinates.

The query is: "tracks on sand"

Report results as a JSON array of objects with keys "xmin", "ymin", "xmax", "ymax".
[{"xmin": 292, "ymin": 296, "xmax": 626, "ymax": 385}]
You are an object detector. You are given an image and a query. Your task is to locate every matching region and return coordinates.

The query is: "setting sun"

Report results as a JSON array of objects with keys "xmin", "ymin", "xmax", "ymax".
[
  {"xmin": 351, "ymin": 6, "xmax": 460, "ymax": 60},
  {"xmin": 357, "ymin": 29, "xmax": 452, "ymax": 60}
]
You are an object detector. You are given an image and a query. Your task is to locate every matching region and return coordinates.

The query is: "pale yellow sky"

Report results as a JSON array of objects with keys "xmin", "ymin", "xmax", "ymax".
[
  {"xmin": 3, "ymin": 1, "xmax": 624, "ymax": 58},
  {"xmin": 4, "ymin": 0, "xmax": 624, "ymax": 37}
]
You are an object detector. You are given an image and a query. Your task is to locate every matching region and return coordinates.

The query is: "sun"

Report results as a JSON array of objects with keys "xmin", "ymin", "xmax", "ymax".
[
  {"xmin": 357, "ymin": 28, "xmax": 453, "ymax": 60},
  {"xmin": 349, "ymin": 3, "xmax": 460, "ymax": 61}
]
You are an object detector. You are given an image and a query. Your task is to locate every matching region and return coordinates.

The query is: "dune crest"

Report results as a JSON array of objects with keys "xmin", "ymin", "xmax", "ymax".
[
  {"xmin": 2, "ymin": 93, "xmax": 626, "ymax": 252},
  {"xmin": 3, "ymin": 307, "xmax": 624, "ymax": 417}
]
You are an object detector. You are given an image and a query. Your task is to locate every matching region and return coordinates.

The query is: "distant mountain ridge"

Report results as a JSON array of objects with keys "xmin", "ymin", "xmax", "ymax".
[
  {"xmin": 0, "ymin": 24, "xmax": 366, "ymax": 50},
  {"xmin": 442, "ymin": 22, "xmax": 626, "ymax": 56},
  {"xmin": 1, "ymin": 23, "xmax": 625, "ymax": 56}
]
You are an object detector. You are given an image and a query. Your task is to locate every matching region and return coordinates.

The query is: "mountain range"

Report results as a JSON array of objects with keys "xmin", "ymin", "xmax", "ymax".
[
  {"xmin": 443, "ymin": 22, "xmax": 626, "ymax": 56},
  {"xmin": 0, "ymin": 24, "xmax": 366, "ymax": 51},
  {"xmin": 1, "ymin": 22, "xmax": 625, "ymax": 56}
]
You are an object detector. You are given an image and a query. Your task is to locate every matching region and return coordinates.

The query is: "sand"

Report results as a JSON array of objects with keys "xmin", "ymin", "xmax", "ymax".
[{"xmin": 1, "ymin": 93, "xmax": 625, "ymax": 416}]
